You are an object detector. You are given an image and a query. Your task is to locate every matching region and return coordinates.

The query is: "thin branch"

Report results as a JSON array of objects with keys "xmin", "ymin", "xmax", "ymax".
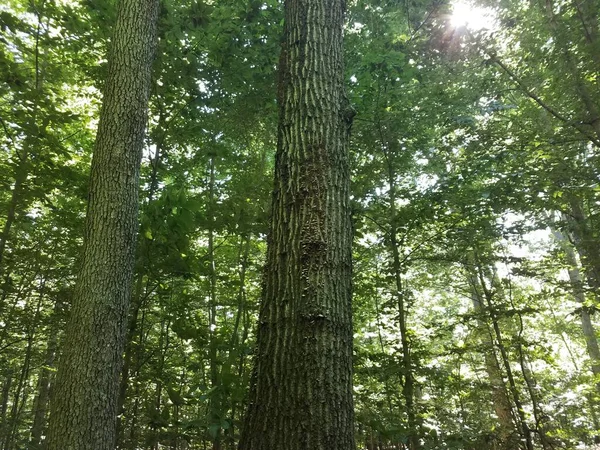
[{"xmin": 488, "ymin": 53, "xmax": 600, "ymax": 148}]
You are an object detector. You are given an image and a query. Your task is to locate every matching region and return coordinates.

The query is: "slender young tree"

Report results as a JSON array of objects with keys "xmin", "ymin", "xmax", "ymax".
[
  {"xmin": 238, "ymin": 0, "xmax": 356, "ymax": 448},
  {"xmin": 46, "ymin": 0, "xmax": 159, "ymax": 448}
]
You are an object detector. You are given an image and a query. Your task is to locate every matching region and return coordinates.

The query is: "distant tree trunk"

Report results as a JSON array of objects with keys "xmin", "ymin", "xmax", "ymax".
[
  {"xmin": 469, "ymin": 262, "xmax": 533, "ymax": 450},
  {"xmin": 373, "ymin": 260, "xmax": 396, "ymax": 419},
  {"xmin": 126, "ymin": 303, "xmax": 148, "ymax": 450},
  {"xmin": 564, "ymin": 200, "xmax": 600, "ymax": 291},
  {"xmin": 508, "ymin": 282, "xmax": 555, "ymax": 450},
  {"xmin": 0, "ymin": 153, "xmax": 28, "ymax": 276},
  {"xmin": 0, "ymin": 370, "xmax": 12, "ymax": 439},
  {"xmin": 3, "ymin": 277, "xmax": 45, "ymax": 450},
  {"xmin": 386, "ymin": 163, "xmax": 419, "ymax": 450},
  {"xmin": 544, "ymin": 289, "xmax": 600, "ymax": 434},
  {"xmin": 0, "ymin": 5, "xmax": 45, "ymax": 276},
  {"xmin": 468, "ymin": 275, "xmax": 519, "ymax": 450},
  {"xmin": 224, "ymin": 234, "xmax": 251, "ymax": 447},
  {"xmin": 551, "ymin": 226, "xmax": 600, "ymax": 384},
  {"xmin": 238, "ymin": 0, "xmax": 355, "ymax": 448},
  {"xmin": 46, "ymin": 0, "xmax": 159, "ymax": 448},
  {"xmin": 29, "ymin": 312, "xmax": 59, "ymax": 449},
  {"xmin": 207, "ymin": 156, "xmax": 222, "ymax": 450}
]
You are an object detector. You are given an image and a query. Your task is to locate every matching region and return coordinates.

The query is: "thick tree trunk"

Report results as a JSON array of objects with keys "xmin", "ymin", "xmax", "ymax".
[
  {"xmin": 117, "ymin": 116, "xmax": 166, "ymax": 448},
  {"xmin": 46, "ymin": 1, "xmax": 159, "ymax": 448},
  {"xmin": 238, "ymin": 0, "xmax": 355, "ymax": 448}
]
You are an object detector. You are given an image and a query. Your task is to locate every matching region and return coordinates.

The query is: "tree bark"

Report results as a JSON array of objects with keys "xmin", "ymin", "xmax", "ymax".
[
  {"xmin": 468, "ymin": 276, "xmax": 519, "ymax": 450},
  {"xmin": 116, "ymin": 111, "xmax": 166, "ymax": 448},
  {"xmin": 238, "ymin": 0, "xmax": 355, "ymax": 448},
  {"xmin": 46, "ymin": 0, "xmax": 159, "ymax": 448}
]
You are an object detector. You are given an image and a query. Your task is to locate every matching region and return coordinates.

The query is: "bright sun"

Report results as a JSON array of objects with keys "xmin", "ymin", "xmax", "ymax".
[{"xmin": 450, "ymin": 1, "xmax": 497, "ymax": 31}]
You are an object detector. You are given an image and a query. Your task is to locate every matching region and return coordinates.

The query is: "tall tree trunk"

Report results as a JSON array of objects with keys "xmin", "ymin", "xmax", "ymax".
[
  {"xmin": 29, "ymin": 305, "xmax": 59, "ymax": 449},
  {"xmin": 386, "ymin": 165, "xmax": 419, "ymax": 450},
  {"xmin": 116, "ymin": 273, "xmax": 146, "ymax": 448},
  {"xmin": 207, "ymin": 156, "xmax": 222, "ymax": 450},
  {"xmin": 126, "ymin": 301, "xmax": 149, "ymax": 450},
  {"xmin": 544, "ymin": 290, "xmax": 600, "ymax": 433},
  {"xmin": 0, "ymin": 370, "xmax": 12, "ymax": 441},
  {"xmin": 470, "ymin": 262, "xmax": 534, "ymax": 450},
  {"xmin": 117, "ymin": 114, "xmax": 166, "ymax": 448},
  {"xmin": 551, "ymin": 226, "xmax": 600, "ymax": 382},
  {"xmin": 468, "ymin": 277, "xmax": 519, "ymax": 450},
  {"xmin": 238, "ymin": 0, "xmax": 355, "ymax": 448},
  {"xmin": 0, "ymin": 4, "xmax": 44, "ymax": 275},
  {"xmin": 3, "ymin": 277, "xmax": 45, "ymax": 450},
  {"xmin": 565, "ymin": 195, "xmax": 600, "ymax": 295},
  {"xmin": 507, "ymin": 279, "xmax": 555, "ymax": 450},
  {"xmin": 224, "ymin": 234, "xmax": 251, "ymax": 447},
  {"xmin": 46, "ymin": 1, "xmax": 159, "ymax": 448}
]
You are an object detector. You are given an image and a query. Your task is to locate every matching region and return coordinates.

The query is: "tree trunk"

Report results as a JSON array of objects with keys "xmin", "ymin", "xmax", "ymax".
[
  {"xmin": 0, "ymin": 152, "xmax": 28, "ymax": 276},
  {"xmin": 29, "ymin": 311, "xmax": 59, "ymax": 449},
  {"xmin": 224, "ymin": 234, "xmax": 251, "ymax": 447},
  {"xmin": 469, "ymin": 263, "xmax": 533, "ymax": 450},
  {"xmin": 3, "ymin": 278, "xmax": 45, "ymax": 450},
  {"xmin": 117, "ymin": 112, "xmax": 166, "ymax": 448},
  {"xmin": 386, "ymin": 165, "xmax": 419, "ymax": 450},
  {"xmin": 207, "ymin": 156, "xmax": 222, "ymax": 450},
  {"xmin": 0, "ymin": 5, "xmax": 45, "ymax": 276},
  {"xmin": 468, "ymin": 276, "xmax": 519, "ymax": 450},
  {"xmin": 46, "ymin": 0, "xmax": 159, "ymax": 448},
  {"xmin": 551, "ymin": 226, "xmax": 600, "ymax": 384},
  {"xmin": 238, "ymin": 0, "xmax": 355, "ymax": 448},
  {"xmin": 0, "ymin": 370, "xmax": 12, "ymax": 440}
]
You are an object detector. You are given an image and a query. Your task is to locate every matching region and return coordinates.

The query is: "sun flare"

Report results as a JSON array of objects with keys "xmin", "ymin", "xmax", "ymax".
[{"xmin": 451, "ymin": 1, "xmax": 497, "ymax": 31}]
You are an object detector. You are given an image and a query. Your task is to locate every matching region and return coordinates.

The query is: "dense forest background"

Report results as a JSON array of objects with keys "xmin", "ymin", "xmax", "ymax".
[{"xmin": 1, "ymin": 0, "xmax": 600, "ymax": 448}]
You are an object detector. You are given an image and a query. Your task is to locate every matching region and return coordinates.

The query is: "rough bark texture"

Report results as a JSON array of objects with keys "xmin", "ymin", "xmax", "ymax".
[
  {"xmin": 45, "ymin": 0, "xmax": 158, "ymax": 449},
  {"xmin": 238, "ymin": 0, "xmax": 355, "ymax": 449}
]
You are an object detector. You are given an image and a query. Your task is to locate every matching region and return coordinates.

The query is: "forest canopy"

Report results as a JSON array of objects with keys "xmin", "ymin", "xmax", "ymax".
[{"xmin": 0, "ymin": 0, "xmax": 600, "ymax": 449}]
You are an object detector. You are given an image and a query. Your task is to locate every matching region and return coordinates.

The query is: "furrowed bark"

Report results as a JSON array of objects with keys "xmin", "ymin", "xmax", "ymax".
[
  {"xmin": 46, "ymin": 0, "xmax": 159, "ymax": 448},
  {"xmin": 239, "ymin": 0, "xmax": 355, "ymax": 448}
]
